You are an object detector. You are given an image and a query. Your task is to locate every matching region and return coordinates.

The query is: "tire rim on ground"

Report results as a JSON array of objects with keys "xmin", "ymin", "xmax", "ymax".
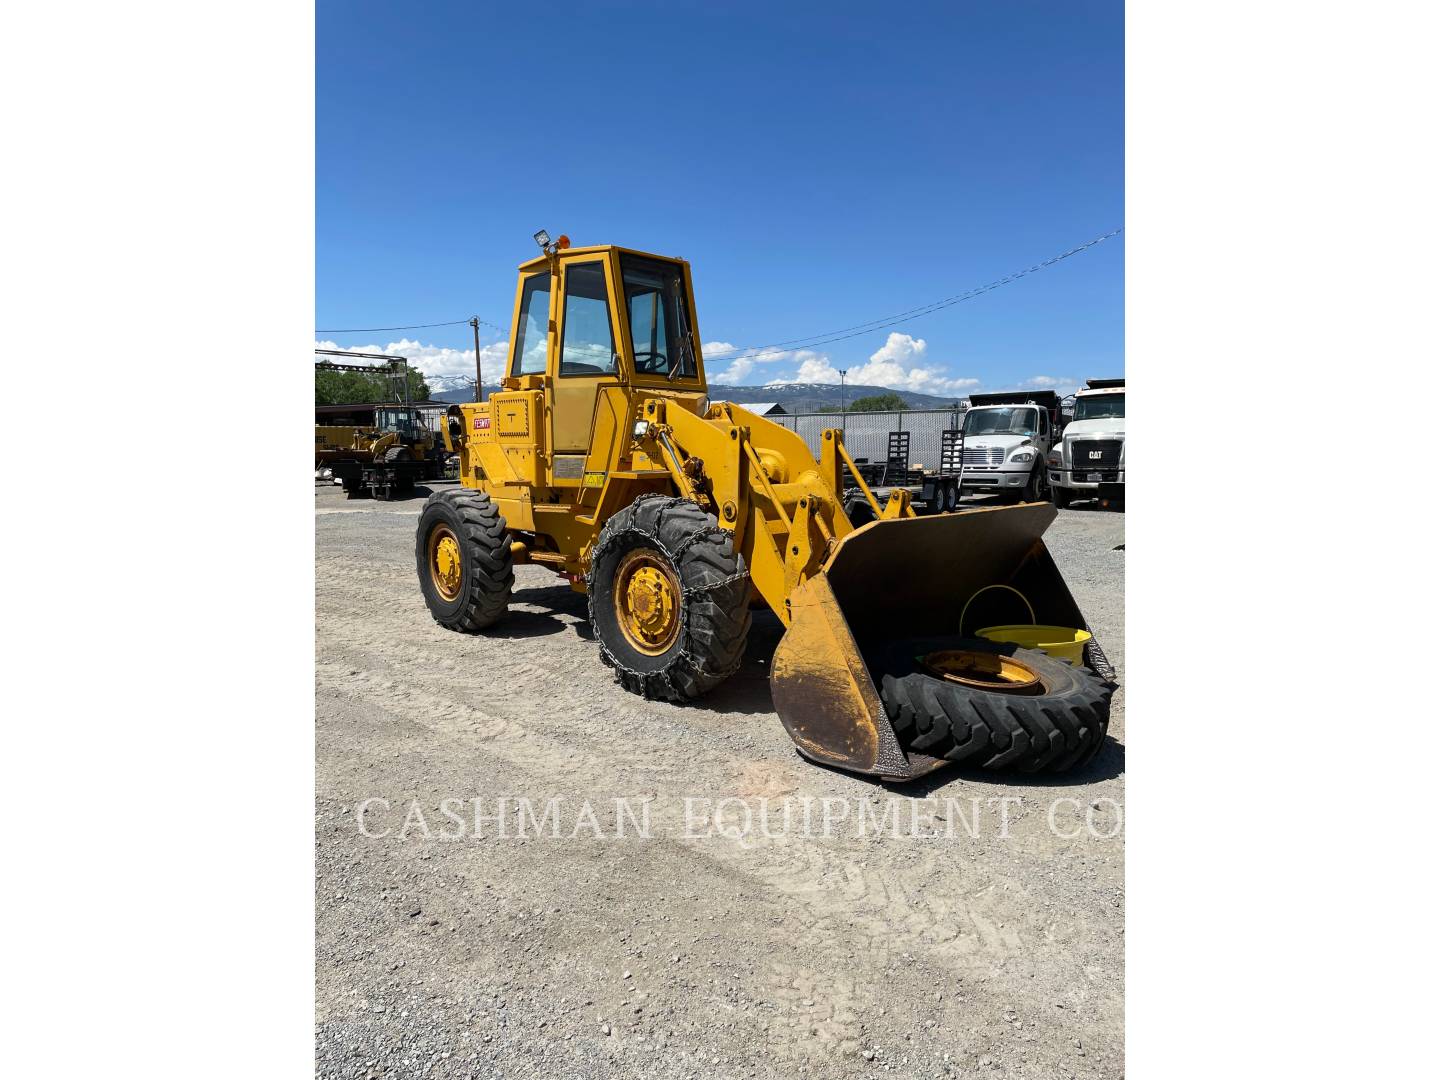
[
  {"xmin": 920, "ymin": 649, "xmax": 1044, "ymax": 695},
  {"xmin": 428, "ymin": 523, "xmax": 463, "ymax": 602},
  {"xmin": 614, "ymin": 548, "xmax": 682, "ymax": 655}
]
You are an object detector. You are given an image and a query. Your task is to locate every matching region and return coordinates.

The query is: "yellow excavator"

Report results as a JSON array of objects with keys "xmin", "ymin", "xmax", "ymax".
[{"xmin": 416, "ymin": 234, "xmax": 1114, "ymax": 779}]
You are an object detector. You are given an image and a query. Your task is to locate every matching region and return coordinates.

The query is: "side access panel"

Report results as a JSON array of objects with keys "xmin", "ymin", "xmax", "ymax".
[{"xmin": 470, "ymin": 391, "xmax": 544, "ymax": 487}]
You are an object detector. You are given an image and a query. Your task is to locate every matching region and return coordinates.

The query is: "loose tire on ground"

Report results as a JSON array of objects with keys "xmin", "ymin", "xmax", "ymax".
[
  {"xmin": 416, "ymin": 489, "xmax": 513, "ymax": 631},
  {"xmin": 876, "ymin": 636, "xmax": 1112, "ymax": 773},
  {"xmin": 588, "ymin": 495, "xmax": 751, "ymax": 702}
]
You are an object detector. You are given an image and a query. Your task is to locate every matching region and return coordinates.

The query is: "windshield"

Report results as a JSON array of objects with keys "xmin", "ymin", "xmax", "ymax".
[
  {"xmin": 375, "ymin": 408, "xmax": 424, "ymax": 437},
  {"xmin": 1073, "ymin": 393, "xmax": 1125, "ymax": 421},
  {"xmin": 962, "ymin": 406, "xmax": 1038, "ymax": 437},
  {"xmin": 620, "ymin": 254, "xmax": 698, "ymax": 380}
]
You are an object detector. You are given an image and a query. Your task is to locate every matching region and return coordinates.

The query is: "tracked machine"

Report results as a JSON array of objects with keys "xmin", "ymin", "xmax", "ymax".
[{"xmin": 416, "ymin": 234, "xmax": 1115, "ymax": 779}]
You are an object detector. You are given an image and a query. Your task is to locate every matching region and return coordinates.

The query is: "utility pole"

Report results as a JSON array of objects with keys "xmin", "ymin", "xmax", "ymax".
[
  {"xmin": 470, "ymin": 317, "xmax": 483, "ymax": 401},
  {"xmin": 839, "ymin": 370, "xmax": 848, "ymax": 412}
]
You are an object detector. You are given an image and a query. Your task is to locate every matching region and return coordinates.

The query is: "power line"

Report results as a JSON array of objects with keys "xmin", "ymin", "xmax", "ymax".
[
  {"xmin": 315, "ymin": 316, "xmax": 505, "ymax": 335},
  {"xmin": 312, "ymin": 227, "xmax": 1120, "ymax": 364},
  {"xmin": 703, "ymin": 227, "xmax": 1122, "ymax": 362}
]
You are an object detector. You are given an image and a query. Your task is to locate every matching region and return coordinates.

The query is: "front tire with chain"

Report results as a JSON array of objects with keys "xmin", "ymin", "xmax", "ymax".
[
  {"xmin": 588, "ymin": 495, "xmax": 751, "ymax": 702},
  {"xmin": 416, "ymin": 489, "xmax": 513, "ymax": 631},
  {"xmin": 877, "ymin": 636, "xmax": 1113, "ymax": 773}
]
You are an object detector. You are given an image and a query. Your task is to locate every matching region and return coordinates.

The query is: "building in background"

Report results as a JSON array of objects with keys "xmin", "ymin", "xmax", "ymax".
[{"xmin": 723, "ymin": 401, "xmax": 788, "ymax": 416}]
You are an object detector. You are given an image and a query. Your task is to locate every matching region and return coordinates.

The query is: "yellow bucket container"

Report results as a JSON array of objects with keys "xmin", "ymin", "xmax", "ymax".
[
  {"xmin": 975, "ymin": 624, "xmax": 1092, "ymax": 664},
  {"xmin": 960, "ymin": 583, "xmax": 1092, "ymax": 664}
]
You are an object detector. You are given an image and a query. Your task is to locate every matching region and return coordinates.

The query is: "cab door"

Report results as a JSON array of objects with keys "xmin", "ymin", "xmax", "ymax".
[{"xmin": 549, "ymin": 256, "xmax": 622, "ymax": 480}]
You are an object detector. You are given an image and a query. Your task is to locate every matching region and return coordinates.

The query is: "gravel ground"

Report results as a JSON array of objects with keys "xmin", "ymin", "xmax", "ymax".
[{"xmin": 316, "ymin": 480, "xmax": 1125, "ymax": 1080}]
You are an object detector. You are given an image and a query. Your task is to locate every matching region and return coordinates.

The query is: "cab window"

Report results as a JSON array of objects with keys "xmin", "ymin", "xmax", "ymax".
[
  {"xmin": 510, "ymin": 273, "xmax": 551, "ymax": 376},
  {"xmin": 560, "ymin": 262, "xmax": 617, "ymax": 375},
  {"xmin": 962, "ymin": 407, "xmax": 1038, "ymax": 436},
  {"xmin": 1073, "ymin": 393, "xmax": 1125, "ymax": 421},
  {"xmin": 621, "ymin": 254, "xmax": 697, "ymax": 380}
]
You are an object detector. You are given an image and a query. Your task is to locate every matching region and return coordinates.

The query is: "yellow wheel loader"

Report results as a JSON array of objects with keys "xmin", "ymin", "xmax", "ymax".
[
  {"xmin": 417, "ymin": 236, "xmax": 1115, "ymax": 780},
  {"xmin": 324, "ymin": 407, "xmax": 444, "ymax": 501}
]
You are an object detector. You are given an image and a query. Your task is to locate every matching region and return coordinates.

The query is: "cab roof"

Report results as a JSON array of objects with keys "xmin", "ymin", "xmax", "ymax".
[{"xmin": 517, "ymin": 244, "xmax": 688, "ymax": 273}]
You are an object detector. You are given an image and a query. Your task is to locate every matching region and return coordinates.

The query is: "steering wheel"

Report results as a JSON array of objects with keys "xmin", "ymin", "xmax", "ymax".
[{"xmin": 632, "ymin": 349, "xmax": 667, "ymax": 373}]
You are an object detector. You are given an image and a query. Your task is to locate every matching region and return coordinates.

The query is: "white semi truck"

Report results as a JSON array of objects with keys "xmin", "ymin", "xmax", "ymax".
[
  {"xmin": 1047, "ymin": 378, "xmax": 1125, "ymax": 507},
  {"xmin": 957, "ymin": 390, "xmax": 1061, "ymax": 503}
]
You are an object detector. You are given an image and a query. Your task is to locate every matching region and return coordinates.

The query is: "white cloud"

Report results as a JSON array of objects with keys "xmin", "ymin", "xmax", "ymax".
[
  {"xmin": 315, "ymin": 337, "xmax": 510, "ymax": 391},
  {"xmin": 710, "ymin": 356, "xmax": 756, "ymax": 385},
  {"xmin": 789, "ymin": 352, "xmax": 838, "ymax": 383},
  {"xmin": 703, "ymin": 342, "xmax": 753, "ymax": 385},
  {"xmin": 321, "ymin": 331, "xmax": 982, "ymax": 401},
  {"xmin": 759, "ymin": 333, "xmax": 978, "ymax": 396},
  {"xmin": 705, "ymin": 341, "xmax": 801, "ymax": 385}
]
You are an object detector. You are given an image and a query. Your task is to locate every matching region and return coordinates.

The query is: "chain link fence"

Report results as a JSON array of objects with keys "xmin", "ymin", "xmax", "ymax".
[{"xmin": 767, "ymin": 409, "xmax": 966, "ymax": 470}]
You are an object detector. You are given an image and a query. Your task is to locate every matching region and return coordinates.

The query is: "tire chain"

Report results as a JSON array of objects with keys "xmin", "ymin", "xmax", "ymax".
[{"xmin": 587, "ymin": 496, "xmax": 751, "ymax": 696}]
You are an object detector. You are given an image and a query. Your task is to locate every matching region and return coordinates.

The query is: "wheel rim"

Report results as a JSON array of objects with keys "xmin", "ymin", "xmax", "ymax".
[
  {"xmin": 428, "ymin": 523, "xmax": 463, "ymax": 602},
  {"xmin": 921, "ymin": 649, "xmax": 1043, "ymax": 695},
  {"xmin": 613, "ymin": 548, "xmax": 682, "ymax": 655}
]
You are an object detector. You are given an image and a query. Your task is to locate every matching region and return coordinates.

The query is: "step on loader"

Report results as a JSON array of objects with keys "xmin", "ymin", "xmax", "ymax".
[{"xmin": 416, "ymin": 235, "xmax": 1115, "ymax": 780}]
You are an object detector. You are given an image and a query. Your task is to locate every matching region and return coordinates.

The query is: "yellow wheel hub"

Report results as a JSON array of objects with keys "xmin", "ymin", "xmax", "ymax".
[
  {"xmin": 921, "ymin": 649, "xmax": 1043, "ymax": 695},
  {"xmin": 614, "ymin": 549, "xmax": 681, "ymax": 655},
  {"xmin": 429, "ymin": 525, "xmax": 463, "ymax": 602}
]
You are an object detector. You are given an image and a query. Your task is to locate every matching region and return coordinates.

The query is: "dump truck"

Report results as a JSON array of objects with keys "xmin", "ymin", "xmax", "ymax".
[
  {"xmin": 416, "ymin": 235, "xmax": 1115, "ymax": 779},
  {"xmin": 1048, "ymin": 378, "xmax": 1125, "ymax": 507},
  {"xmin": 957, "ymin": 390, "xmax": 1061, "ymax": 502}
]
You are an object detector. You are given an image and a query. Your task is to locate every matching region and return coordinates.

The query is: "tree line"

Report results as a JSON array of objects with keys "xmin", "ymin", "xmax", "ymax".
[{"xmin": 315, "ymin": 368, "xmax": 432, "ymax": 406}]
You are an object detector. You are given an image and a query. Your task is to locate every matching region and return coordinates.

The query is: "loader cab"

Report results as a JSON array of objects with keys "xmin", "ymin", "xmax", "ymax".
[
  {"xmin": 373, "ymin": 406, "xmax": 428, "ymax": 443},
  {"xmin": 501, "ymin": 244, "xmax": 706, "ymax": 469}
]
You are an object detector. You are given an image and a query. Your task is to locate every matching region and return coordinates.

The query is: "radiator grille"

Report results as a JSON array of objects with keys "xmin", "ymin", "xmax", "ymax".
[
  {"xmin": 962, "ymin": 446, "xmax": 1005, "ymax": 467},
  {"xmin": 1071, "ymin": 439, "xmax": 1122, "ymax": 468}
]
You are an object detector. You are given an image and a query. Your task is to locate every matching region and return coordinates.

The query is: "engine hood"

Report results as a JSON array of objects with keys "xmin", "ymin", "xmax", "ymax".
[
  {"xmin": 961, "ymin": 433, "xmax": 1033, "ymax": 452},
  {"xmin": 1063, "ymin": 417, "xmax": 1126, "ymax": 441}
]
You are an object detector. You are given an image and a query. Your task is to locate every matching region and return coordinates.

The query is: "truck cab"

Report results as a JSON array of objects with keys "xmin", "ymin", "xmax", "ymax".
[
  {"xmin": 1047, "ymin": 378, "xmax": 1125, "ymax": 507},
  {"xmin": 958, "ymin": 390, "xmax": 1060, "ymax": 503}
]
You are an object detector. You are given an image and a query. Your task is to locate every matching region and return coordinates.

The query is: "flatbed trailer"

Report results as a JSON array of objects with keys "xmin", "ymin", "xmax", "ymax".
[
  {"xmin": 843, "ymin": 430, "xmax": 963, "ymax": 520},
  {"xmin": 331, "ymin": 455, "xmax": 441, "ymax": 501}
]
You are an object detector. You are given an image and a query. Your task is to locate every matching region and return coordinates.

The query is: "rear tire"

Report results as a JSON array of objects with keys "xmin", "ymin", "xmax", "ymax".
[
  {"xmin": 877, "ymin": 637, "xmax": 1112, "ymax": 773},
  {"xmin": 588, "ymin": 495, "xmax": 751, "ymax": 702},
  {"xmin": 416, "ymin": 489, "xmax": 513, "ymax": 631}
]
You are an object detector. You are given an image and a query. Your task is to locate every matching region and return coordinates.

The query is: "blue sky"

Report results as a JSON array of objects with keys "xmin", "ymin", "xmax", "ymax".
[{"xmin": 317, "ymin": 0, "xmax": 1123, "ymax": 398}]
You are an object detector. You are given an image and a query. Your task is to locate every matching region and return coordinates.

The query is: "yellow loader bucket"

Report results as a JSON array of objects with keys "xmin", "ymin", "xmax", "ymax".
[{"xmin": 770, "ymin": 502, "xmax": 1096, "ymax": 781}]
